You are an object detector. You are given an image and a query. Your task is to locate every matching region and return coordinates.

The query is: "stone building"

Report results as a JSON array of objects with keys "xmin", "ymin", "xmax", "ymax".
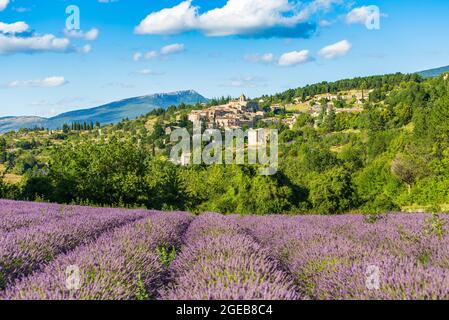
[{"xmin": 188, "ymin": 94, "xmax": 263, "ymax": 129}]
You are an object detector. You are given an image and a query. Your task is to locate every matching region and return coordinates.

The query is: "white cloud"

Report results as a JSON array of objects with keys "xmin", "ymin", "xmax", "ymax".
[
  {"xmin": 102, "ymin": 82, "xmax": 134, "ymax": 89},
  {"xmin": 244, "ymin": 53, "xmax": 274, "ymax": 63},
  {"xmin": 29, "ymin": 97, "xmax": 101, "ymax": 117},
  {"xmin": 196, "ymin": 0, "xmax": 301, "ymax": 37},
  {"xmin": 160, "ymin": 43, "xmax": 185, "ymax": 55},
  {"xmin": 133, "ymin": 43, "xmax": 185, "ymax": 61},
  {"xmin": 64, "ymin": 28, "xmax": 99, "ymax": 41},
  {"xmin": 79, "ymin": 44, "xmax": 92, "ymax": 54},
  {"xmin": 319, "ymin": 19, "xmax": 332, "ymax": 27},
  {"xmin": 13, "ymin": 7, "xmax": 31, "ymax": 13},
  {"xmin": 133, "ymin": 52, "xmax": 143, "ymax": 61},
  {"xmin": 0, "ymin": 22, "xmax": 97, "ymax": 55},
  {"xmin": 136, "ymin": 69, "xmax": 164, "ymax": 76},
  {"xmin": 135, "ymin": 0, "xmax": 341, "ymax": 38},
  {"xmin": 84, "ymin": 28, "xmax": 99, "ymax": 41},
  {"xmin": 0, "ymin": 33, "xmax": 71, "ymax": 54},
  {"xmin": 135, "ymin": 1, "xmax": 197, "ymax": 35},
  {"xmin": 144, "ymin": 50, "xmax": 158, "ymax": 59},
  {"xmin": 346, "ymin": 6, "xmax": 380, "ymax": 25},
  {"xmin": 278, "ymin": 50, "xmax": 311, "ymax": 66},
  {"xmin": 221, "ymin": 76, "xmax": 266, "ymax": 88},
  {"xmin": 0, "ymin": 21, "xmax": 29, "ymax": 34},
  {"xmin": 0, "ymin": 0, "xmax": 9, "ymax": 12},
  {"xmin": 8, "ymin": 76, "xmax": 67, "ymax": 88},
  {"xmin": 318, "ymin": 40, "xmax": 352, "ymax": 59}
]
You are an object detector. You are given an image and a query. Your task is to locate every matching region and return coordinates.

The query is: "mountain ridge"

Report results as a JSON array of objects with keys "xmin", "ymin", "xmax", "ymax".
[
  {"xmin": 0, "ymin": 90, "xmax": 208, "ymax": 133},
  {"xmin": 417, "ymin": 65, "xmax": 449, "ymax": 78}
]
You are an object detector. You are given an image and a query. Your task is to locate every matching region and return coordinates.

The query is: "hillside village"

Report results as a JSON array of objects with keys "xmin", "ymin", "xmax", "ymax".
[
  {"xmin": 186, "ymin": 89, "xmax": 371, "ymax": 131},
  {"xmin": 188, "ymin": 95, "xmax": 265, "ymax": 129},
  {"xmin": 297, "ymin": 89, "xmax": 370, "ymax": 116}
]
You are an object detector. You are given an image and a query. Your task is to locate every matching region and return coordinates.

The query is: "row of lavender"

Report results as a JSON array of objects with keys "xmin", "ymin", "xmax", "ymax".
[
  {"xmin": 161, "ymin": 213, "xmax": 300, "ymax": 300},
  {"xmin": 238, "ymin": 214, "xmax": 449, "ymax": 299},
  {"xmin": 0, "ymin": 199, "xmax": 187, "ymax": 296},
  {"xmin": 0, "ymin": 200, "xmax": 80, "ymax": 234},
  {"xmin": 2, "ymin": 212, "xmax": 191, "ymax": 300}
]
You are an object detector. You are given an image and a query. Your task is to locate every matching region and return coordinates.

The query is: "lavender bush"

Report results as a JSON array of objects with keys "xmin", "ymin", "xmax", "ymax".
[
  {"xmin": 161, "ymin": 213, "xmax": 300, "ymax": 300},
  {"xmin": 239, "ymin": 213, "xmax": 449, "ymax": 300},
  {"xmin": 2, "ymin": 212, "xmax": 191, "ymax": 300},
  {"xmin": 0, "ymin": 203, "xmax": 153, "ymax": 289},
  {"xmin": 0, "ymin": 200, "xmax": 447, "ymax": 300},
  {"xmin": 0, "ymin": 200, "xmax": 78, "ymax": 233}
]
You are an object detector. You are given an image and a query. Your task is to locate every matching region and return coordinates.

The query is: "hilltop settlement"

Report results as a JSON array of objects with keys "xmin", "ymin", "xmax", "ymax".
[{"xmin": 186, "ymin": 90, "xmax": 369, "ymax": 131}]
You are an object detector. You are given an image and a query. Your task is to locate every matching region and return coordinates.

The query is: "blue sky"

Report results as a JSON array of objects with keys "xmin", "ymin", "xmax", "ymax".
[{"xmin": 0, "ymin": 0, "xmax": 448, "ymax": 117}]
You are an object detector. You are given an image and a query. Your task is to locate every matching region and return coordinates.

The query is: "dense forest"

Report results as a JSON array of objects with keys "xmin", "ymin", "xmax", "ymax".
[{"xmin": 1, "ymin": 72, "xmax": 449, "ymax": 215}]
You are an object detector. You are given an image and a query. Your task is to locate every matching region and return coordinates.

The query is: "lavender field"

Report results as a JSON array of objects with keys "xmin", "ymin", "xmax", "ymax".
[{"xmin": 0, "ymin": 199, "xmax": 447, "ymax": 300}]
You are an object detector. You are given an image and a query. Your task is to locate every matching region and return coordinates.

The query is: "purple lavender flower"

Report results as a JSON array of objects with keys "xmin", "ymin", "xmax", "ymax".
[
  {"xmin": 0, "ymin": 202, "xmax": 155, "ymax": 289},
  {"xmin": 2, "ymin": 212, "xmax": 191, "ymax": 300},
  {"xmin": 161, "ymin": 213, "xmax": 300, "ymax": 300},
  {"xmin": 1, "ymin": 200, "xmax": 447, "ymax": 300},
  {"xmin": 239, "ymin": 213, "xmax": 449, "ymax": 300}
]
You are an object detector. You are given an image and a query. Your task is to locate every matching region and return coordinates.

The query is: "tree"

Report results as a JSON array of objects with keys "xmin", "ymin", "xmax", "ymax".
[
  {"xmin": 47, "ymin": 141, "xmax": 149, "ymax": 206},
  {"xmin": 428, "ymin": 91, "xmax": 449, "ymax": 155},
  {"xmin": 308, "ymin": 167, "xmax": 355, "ymax": 214},
  {"xmin": 22, "ymin": 173, "xmax": 53, "ymax": 201},
  {"xmin": 293, "ymin": 113, "xmax": 314, "ymax": 129},
  {"xmin": 0, "ymin": 138, "xmax": 7, "ymax": 164},
  {"xmin": 361, "ymin": 80, "xmax": 368, "ymax": 101},
  {"xmin": 354, "ymin": 157, "xmax": 401, "ymax": 213},
  {"xmin": 152, "ymin": 122, "xmax": 165, "ymax": 140},
  {"xmin": 144, "ymin": 160, "xmax": 184, "ymax": 210},
  {"xmin": 391, "ymin": 153, "xmax": 420, "ymax": 193},
  {"xmin": 323, "ymin": 107, "xmax": 336, "ymax": 133}
]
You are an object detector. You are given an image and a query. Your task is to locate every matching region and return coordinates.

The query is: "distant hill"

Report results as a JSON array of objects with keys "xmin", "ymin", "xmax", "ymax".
[
  {"xmin": 0, "ymin": 90, "xmax": 208, "ymax": 133},
  {"xmin": 0, "ymin": 116, "xmax": 48, "ymax": 133},
  {"xmin": 417, "ymin": 65, "xmax": 449, "ymax": 78}
]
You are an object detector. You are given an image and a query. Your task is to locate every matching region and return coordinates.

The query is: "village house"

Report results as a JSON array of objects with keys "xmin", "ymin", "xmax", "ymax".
[
  {"xmin": 334, "ymin": 107, "xmax": 363, "ymax": 114},
  {"xmin": 282, "ymin": 115, "xmax": 298, "ymax": 129},
  {"xmin": 188, "ymin": 94, "xmax": 264, "ymax": 129}
]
